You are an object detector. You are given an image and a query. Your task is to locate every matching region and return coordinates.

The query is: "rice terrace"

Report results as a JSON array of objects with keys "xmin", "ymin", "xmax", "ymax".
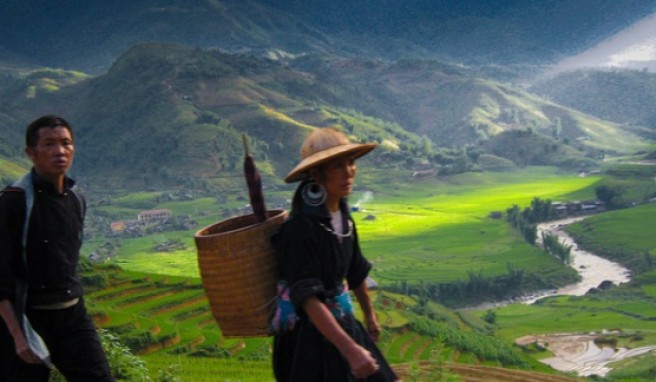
[{"xmin": 78, "ymin": 164, "xmax": 656, "ymax": 381}]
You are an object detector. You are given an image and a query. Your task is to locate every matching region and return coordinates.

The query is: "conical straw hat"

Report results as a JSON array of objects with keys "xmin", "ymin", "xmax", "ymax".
[{"xmin": 284, "ymin": 128, "xmax": 376, "ymax": 183}]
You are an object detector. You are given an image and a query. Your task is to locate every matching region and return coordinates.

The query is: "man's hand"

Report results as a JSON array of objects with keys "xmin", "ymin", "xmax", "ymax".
[
  {"xmin": 15, "ymin": 335, "xmax": 43, "ymax": 364},
  {"xmin": 0, "ymin": 300, "xmax": 43, "ymax": 364}
]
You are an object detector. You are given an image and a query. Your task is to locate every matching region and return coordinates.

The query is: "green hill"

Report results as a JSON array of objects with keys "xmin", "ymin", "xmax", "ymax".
[
  {"xmin": 1, "ymin": 44, "xmax": 650, "ymax": 193},
  {"xmin": 530, "ymin": 69, "xmax": 656, "ymax": 133},
  {"xmin": 294, "ymin": 57, "xmax": 649, "ymax": 155}
]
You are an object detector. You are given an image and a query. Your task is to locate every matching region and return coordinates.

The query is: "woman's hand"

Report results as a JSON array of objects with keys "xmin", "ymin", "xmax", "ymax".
[
  {"xmin": 353, "ymin": 281, "xmax": 382, "ymax": 342},
  {"xmin": 303, "ymin": 297, "xmax": 380, "ymax": 378},
  {"xmin": 341, "ymin": 343, "xmax": 380, "ymax": 379},
  {"xmin": 365, "ymin": 313, "xmax": 381, "ymax": 342}
]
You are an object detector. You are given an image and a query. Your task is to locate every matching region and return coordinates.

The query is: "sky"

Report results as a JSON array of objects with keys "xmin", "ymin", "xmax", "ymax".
[{"xmin": 549, "ymin": 11, "xmax": 656, "ymax": 74}]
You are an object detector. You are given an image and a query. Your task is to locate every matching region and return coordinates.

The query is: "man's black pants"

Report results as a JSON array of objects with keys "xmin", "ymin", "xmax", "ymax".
[{"xmin": 1, "ymin": 298, "xmax": 113, "ymax": 382}]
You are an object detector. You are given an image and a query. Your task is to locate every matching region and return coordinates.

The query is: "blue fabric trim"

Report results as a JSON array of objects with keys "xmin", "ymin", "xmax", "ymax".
[
  {"xmin": 270, "ymin": 280, "xmax": 354, "ymax": 335},
  {"xmin": 270, "ymin": 281, "xmax": 299, "ymax": 334}
]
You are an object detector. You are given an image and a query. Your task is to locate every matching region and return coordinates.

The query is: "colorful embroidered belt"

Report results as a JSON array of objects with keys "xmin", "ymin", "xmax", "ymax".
[{"xmin": 270, "ymin": 280, "xmax": 354, "ymax": 334}]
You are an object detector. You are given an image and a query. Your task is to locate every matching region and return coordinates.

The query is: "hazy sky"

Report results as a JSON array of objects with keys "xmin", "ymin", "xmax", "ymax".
[{"xmin": 550, "ymin": 11, "xmax": 656, "ymax": 74}]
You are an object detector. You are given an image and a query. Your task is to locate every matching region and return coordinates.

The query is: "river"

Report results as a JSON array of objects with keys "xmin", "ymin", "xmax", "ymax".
[
  {"xmin": 465, "ymin": 215, "xmax": 653, "ymax": 376},
  {"xmin": 517, "ymin": 216, "xmax": 653, "ymax": 377},
  {"xmin": 468, "ymin": 215, "xmax": 632, "ymax": 309},
  {"xmin": 533, "ymin": 216, "xmax": 632, "ymax": 300}
]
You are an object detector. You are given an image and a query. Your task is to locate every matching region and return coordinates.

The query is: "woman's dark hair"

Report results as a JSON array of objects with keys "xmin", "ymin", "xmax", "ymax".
[{"xmin": 25, "ymin": 115, "xmax": 73, "ymax": 147}]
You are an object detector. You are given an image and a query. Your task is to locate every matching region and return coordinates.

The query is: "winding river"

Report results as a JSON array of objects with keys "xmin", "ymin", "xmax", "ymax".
[
  {"xmin": 470, "ymin": 215, "xmax": 631, "ymax": 308},
  {"xmin": 532, "ymin": 216, "xmax": 632, "ymax": 301},
  {"xmin": 519, "ymin": 216, "xmax": 655, "ymax": 377},
  {"xmin": 467, "ymin": 215, "xmax": 654, "ymax": 376}
]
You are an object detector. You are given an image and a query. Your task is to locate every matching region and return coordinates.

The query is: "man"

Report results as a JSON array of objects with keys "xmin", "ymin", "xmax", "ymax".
[{"xmin": 0, "ymin": 115, "xmax": 113, "ymax": 381}]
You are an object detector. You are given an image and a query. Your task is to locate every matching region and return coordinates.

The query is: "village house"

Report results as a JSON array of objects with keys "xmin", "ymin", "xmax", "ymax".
[
  {"xmin": 109, "ymin": 209, "xmax": 175, "ymax": 236},
  {"xmin": 138, "ymin": 209, "xmax": 172, "ymax": 225},
  {"xmin": 412, "ymin": 168, "xmax": 438, "ymax": 178},
  {"xmin": 551, "ymin": 202, "xmax": 569, "ymax": 217},
  {"xmin": 110, "ymin": 221, "xmax": 126, "ymax": 234},
  {"xmin": 551, "ymin": 200, "xmax": 605, "ymax": 218}
]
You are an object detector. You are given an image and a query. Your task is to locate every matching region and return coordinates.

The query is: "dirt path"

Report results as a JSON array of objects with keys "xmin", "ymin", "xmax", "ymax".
[{"xmin": 394, "ymin": 361, "xmax": 581, "ymax": 381}]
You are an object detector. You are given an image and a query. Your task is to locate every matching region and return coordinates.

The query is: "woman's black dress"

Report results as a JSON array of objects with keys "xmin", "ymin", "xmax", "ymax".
[{"xmin": 271, "ymin": 183, "xmax": 397, "ymax": 381}]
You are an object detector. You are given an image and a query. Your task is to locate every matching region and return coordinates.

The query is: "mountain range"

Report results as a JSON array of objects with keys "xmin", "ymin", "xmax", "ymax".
[
  {"xmin": 2, "ymin": 0, "xmax": 655, "ymax": 73},
  {"xmin": 1, "ymin": 1, "xmax": 655, "ymax": 191}
]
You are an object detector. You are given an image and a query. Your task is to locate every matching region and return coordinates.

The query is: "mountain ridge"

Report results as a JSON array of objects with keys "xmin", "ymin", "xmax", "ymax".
[
  {"xmin": 1, "ymin": 1, "xmax": 654, "ymax": 74},
  {"xmin": 1, "ymin": 2, "xmax": 655, "ymax": 189},
  {"xmin": 1, "ymin": 43, "xmax": 649, "ymax": 190}
]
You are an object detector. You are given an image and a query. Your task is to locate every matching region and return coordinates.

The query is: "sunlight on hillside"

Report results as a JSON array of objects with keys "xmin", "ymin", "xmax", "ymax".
[
  {"xmin": 572, "ymin": 112, "xmax": 647, "ymax": 153},
  {"xmin": 260, "ymin": 105, "xmax": 316, "ymax": 130},
  {"xmin": 102, "ymin": 168, "xmax": 601, "ymax": 288},
  {"xmin": 0, "ymin": 158, "xmax": 27, "ymax": 179}
]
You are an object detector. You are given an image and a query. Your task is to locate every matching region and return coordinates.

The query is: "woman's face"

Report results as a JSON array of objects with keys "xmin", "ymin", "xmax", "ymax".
[{"xmin": 317, "ymin": 155, "xmax": 357, "ymax": 199}]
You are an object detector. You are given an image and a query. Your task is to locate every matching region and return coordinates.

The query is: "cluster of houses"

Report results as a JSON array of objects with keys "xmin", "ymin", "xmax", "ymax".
[
  {"xmin": 550, "ymin": 200, "xmax": 606, "ymax": 218},
  {"xmin": 110, "ymin": 209, "xmax": 172, "ymax": 235},
  {"xmin": 489, "ymin": 199, "xmax": 606, "ymax": 221}
]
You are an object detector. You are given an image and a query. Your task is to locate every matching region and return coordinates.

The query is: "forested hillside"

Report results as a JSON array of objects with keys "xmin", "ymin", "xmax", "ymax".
[
  {"xmin": 531, "ymin": 69, "xmax": 656, "ymax": 133},
  {"xmin": 0, "ymin": 0, "xmax": 653, "ymax": 74},
  {"xmin": 1, "ymin": 43, "xmax": 651, "ymax": 192},
  {"xmin": 0, "ymin": 1, "xmax": 654, "ymax": 192}
]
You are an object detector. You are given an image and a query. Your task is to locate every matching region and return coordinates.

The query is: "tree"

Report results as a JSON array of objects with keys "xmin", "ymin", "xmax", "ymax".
[
  {"xmin": 483, "ymin": 310, "xmax": 497, "ymax": 324},
  {"xmin": 595, "ymin": 185, "xmax": 625, "ymax": 209},
  {"xmin": 420, "ymin": 135, "xmax": 433, "ymax": 157}
]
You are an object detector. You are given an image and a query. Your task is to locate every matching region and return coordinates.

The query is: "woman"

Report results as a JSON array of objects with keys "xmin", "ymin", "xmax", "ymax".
[{"xmin": 271, "ymin": 128, "xmax": 397, "ymax": 381}]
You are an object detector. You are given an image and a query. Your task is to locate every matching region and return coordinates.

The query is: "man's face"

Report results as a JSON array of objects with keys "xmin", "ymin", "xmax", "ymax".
[{"xmin": 25, "ymin": 126, "xmax": 75, "ymax": 181}]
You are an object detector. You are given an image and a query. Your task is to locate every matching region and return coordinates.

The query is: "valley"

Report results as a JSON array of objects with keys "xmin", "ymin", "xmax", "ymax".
[
  {"xmin": 76, "ymin": 164, "xmax": 656, "ymax": 381},
  {"xmin": 2, "ymin": 2, "xmax": 656, "ymax": 381}
]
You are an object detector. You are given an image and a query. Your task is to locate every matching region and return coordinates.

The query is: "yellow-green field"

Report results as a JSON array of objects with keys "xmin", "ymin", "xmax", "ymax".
[
  {"xmin": 80, "ymin": 165, "xmax": 656, "ymax": 381},
  {"xmin": 95, "ymin": 167, "xmax": 601, "ymax": 285}
]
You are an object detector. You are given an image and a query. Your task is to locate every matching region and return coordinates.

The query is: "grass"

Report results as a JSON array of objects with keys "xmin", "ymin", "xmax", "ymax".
[
  {"xmin": 91, "ymin": 167, "xmax": 600, "ymax": 287},
  {"xmin": 80, "ymin": 165, "xmax": 656, "ymax": 380},
  {"xmin": 566, "ymin": 203, "xmax": 656, "ymax": 272},
  {"xmin": 469, "ymin": 200, "xmax": 656, "ymax": 379},
  {"xmin": 0, "ymin": 157, "xmax": 27, "ymax": 183},
  {"xmin": 340, "ymin": 167, "xmax": 598, "ymax": 284},
  {"xmin": 142, "ymin": 355, "xmax": 275, "ymax": 382},
  {"xmin": 490, "ymin": 299, "xmax": 656, "ymax": 342}
]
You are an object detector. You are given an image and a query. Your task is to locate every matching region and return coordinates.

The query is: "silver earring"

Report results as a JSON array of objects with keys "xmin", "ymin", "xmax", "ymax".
[{"xmin": 302, "ymin": 182, "xmax": 326, "ymax": 207}]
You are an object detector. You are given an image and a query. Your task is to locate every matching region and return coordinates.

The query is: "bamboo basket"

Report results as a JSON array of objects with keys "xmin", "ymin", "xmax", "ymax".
[{"xmin": 195, "ymin": 209, "xmax": 287, "ymax": 337}]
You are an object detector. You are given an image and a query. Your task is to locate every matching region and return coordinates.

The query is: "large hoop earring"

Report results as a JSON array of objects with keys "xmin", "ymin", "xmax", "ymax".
[{"xmin": 301, "ymin": 182, "xmax": 326, "ymax": 207}]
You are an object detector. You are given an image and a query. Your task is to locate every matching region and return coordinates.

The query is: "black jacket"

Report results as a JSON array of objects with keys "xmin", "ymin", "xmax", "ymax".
[
  {"xmin": 271, "ymin": 181, "xmax": 396, "ymax": 382},
  {"xmin": 0, "ymin": 170, "xmax": 85, "ymax": 306}
]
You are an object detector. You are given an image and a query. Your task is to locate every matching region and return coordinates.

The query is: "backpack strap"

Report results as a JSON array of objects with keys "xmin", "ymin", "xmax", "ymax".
[
  {"xmin": 10, "ymin": 172, "xmax": 52, "ymax": 367},
  {"xmin": 12, "ymin": 173, "xmax": 34, "ymax": 258},
  {"xmin": 10, "ymin": 173, "xmax": 85, "ymax": 230}
]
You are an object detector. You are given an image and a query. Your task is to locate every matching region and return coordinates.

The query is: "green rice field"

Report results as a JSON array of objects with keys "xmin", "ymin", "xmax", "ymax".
[
  {"xmin": 91, "ymin": 167, "xmax": 601, "ymax": 285},
  {"xmin": 80, "ymin": 165, "xmax": 656, "ymax": 381}
]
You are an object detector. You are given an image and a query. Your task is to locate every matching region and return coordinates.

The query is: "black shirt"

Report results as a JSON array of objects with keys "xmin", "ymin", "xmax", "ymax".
[{"xmin": 0, "ymin": 170, "xmax": 85, "ymax": 306}]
